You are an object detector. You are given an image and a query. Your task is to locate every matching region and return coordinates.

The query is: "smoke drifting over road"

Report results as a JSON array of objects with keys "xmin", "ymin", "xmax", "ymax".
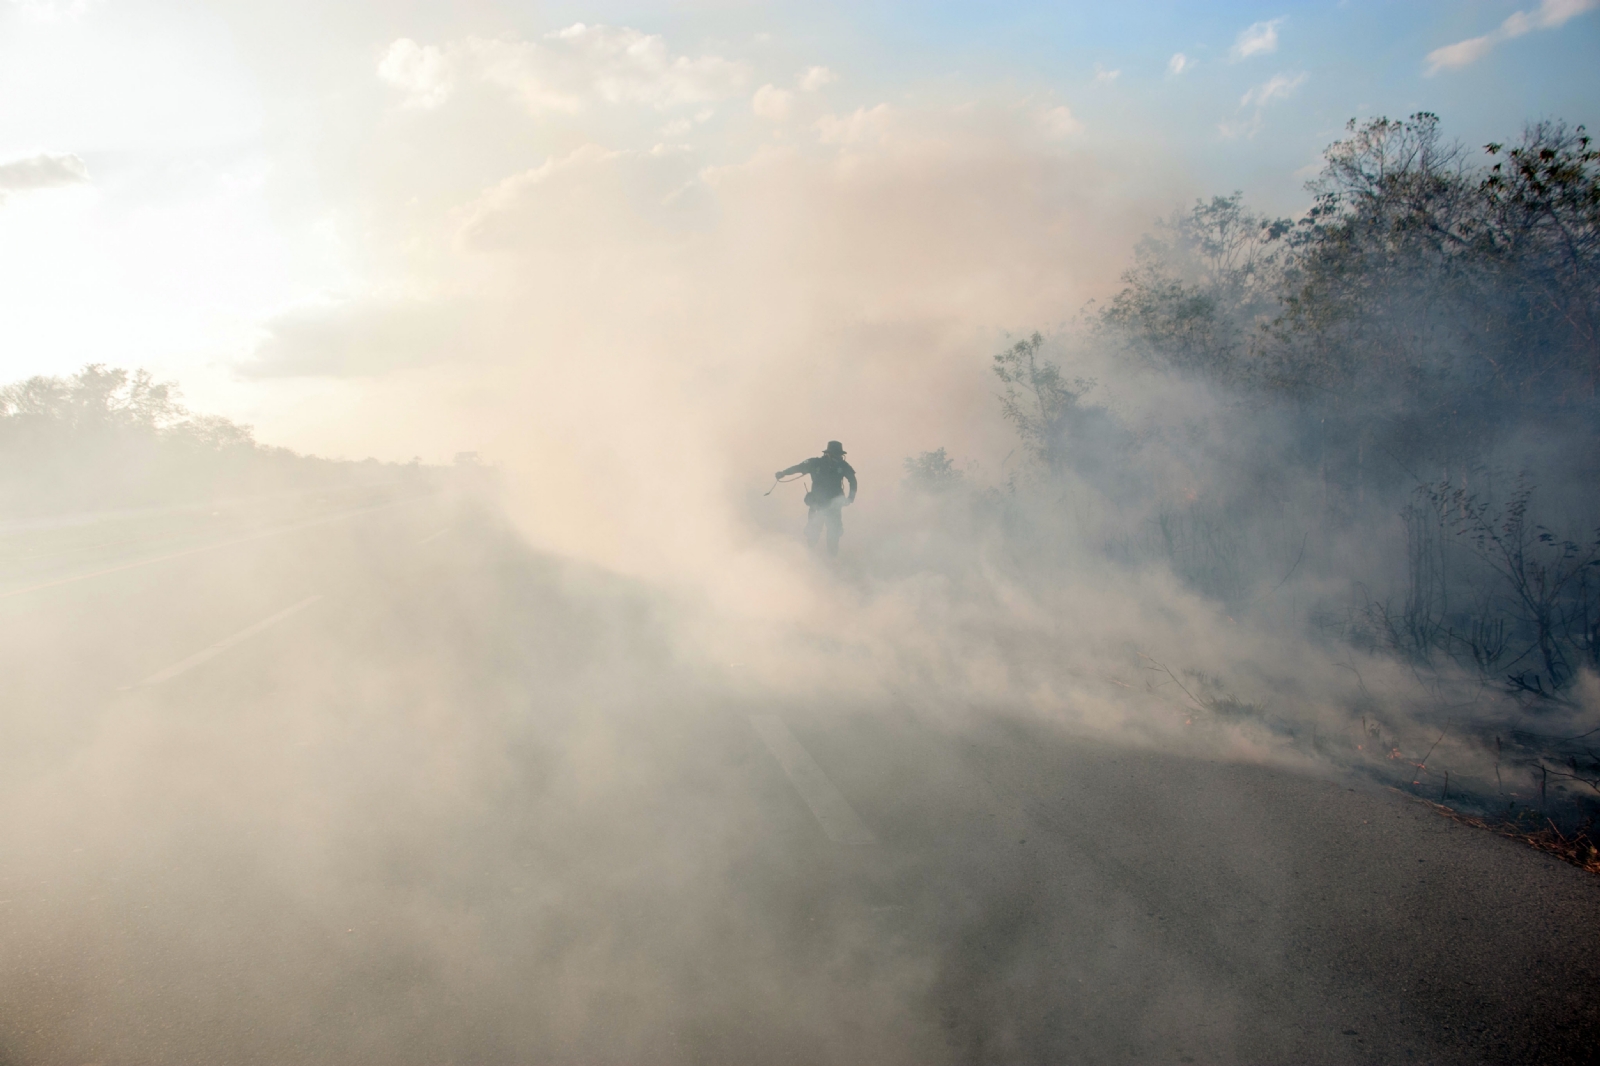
[{"xmin": 3, "ymin": 6, "xmax": 1599, "ymax": 1062}]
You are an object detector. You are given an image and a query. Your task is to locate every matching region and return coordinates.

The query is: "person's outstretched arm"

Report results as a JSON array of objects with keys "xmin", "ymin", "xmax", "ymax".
[{"xmin": 775, "ymin": 460, "xmax": 809, "ymax": 479}]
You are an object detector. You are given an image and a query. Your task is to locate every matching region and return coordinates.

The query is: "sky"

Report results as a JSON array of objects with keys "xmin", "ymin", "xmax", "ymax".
[{"xmin": 0, "ymin": 0, "xmax": 1595, "ymax": 498}]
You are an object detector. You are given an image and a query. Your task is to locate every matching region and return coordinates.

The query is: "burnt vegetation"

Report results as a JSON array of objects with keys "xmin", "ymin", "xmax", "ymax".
[
  {"xmin": 1114, "ymin": 113, "xmax": 1598, "ymax": 699},
  {"xmin": 903, "ymin": 113, "xmax": 1600, "ymax": 843},
  {"xmin": 1015, "ymin": 113, "xmax": 1600, "ymax": 699}
]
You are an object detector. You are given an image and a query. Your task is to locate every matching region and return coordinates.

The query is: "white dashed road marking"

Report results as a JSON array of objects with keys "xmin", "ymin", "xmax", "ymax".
[
  {"xmin": 750, "ymin": 713, "xmax": 876, "ymax": 845},
  {"xmin": 129, "ymin": 594, "xmax": 323, "ymax": 687}
]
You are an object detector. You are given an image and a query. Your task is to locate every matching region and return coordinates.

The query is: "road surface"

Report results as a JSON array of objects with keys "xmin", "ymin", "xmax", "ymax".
[{"xmin": 0, "ymin": 494, "xmax": 1594, "ymax": 1064}]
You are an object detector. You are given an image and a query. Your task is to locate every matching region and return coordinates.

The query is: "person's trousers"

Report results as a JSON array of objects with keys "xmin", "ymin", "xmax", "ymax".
[{"xmin": 805, "ymin": 498, "xmax": 845, "ymax": 554}]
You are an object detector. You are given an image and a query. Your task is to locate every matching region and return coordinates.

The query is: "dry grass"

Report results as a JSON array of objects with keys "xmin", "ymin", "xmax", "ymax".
[{"xmin": 1420, "ymin": 798, "xmax": 1600, "ymax": 875}]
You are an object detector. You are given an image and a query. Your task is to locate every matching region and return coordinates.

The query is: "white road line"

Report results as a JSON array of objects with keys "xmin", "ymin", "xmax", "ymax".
[
  {"xmin": 750, "ymin": 714, "xmax": 876, "ymax": 845},
  {"xmin": 418, "ymin": 527, "xmax": 450, "ymax": 545},
  {"xmin": 130, "ymin": 595, "xmax": 323, "ymax": 687}
]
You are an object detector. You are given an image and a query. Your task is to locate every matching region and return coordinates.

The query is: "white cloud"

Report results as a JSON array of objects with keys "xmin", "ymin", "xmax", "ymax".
[
  {"xmin": 813, "ymin": 104, "xmax": 895, "ymax": 146},
  {"xmin": 1038, "ymin": 105, "xmax": 1084, "ymax": 138},
  {"xmin": 377, "ymin": 39, "xmax": 453, "ymax": 109},
  {"xmin": 1425, "ymin": 35, "xmax": 1498, "ymax": 72},
  {"xmin": 456, "ymin": 143, "xmax": 709, "ymax": 250},
  {"xmin": 1425, "ymin": 0, "xmax": 1597, "ymax": 74},
  {"xmin": 751, "ymin": 84, "xmax": 793, "ymax": 121},
  {"xmin": 6, "ymin": 0, "xmax": 89, "ymax": 22},
  {"xmin": 544, "ymin": 23, "xmax": 747, "ymax": 108},
  {"xmin": 1221, "ymin": 71, "xmax": 1307, "ymax": 139},
  {"xmin": 1230, "ymin": 18, "xmax": 1283, "ymax": 60},
  {"xmin": 1167, "ymin": 53, "xmax": 1192, "ymax": 76},
  {"xmin": 376, "ymin": 25, "xmax": 750, "ymax": 115},
  {"xmin": 466, "ymin": 38, "xmax": 585, "ymax": 113},
  {"xmin": 0, "ymin": 152, "xmax": 89, "ymax": 201},
  {"xmin": 1239, "ymin": 71, "xmax": 1306, "ymax": 108},
  {"xmin": 798, "ymin": 66, "xmax": 837, "ymax": 92},
  {"xmin": 1092, "ymin": 64, "xmax": 1120, "ymax": 84}
]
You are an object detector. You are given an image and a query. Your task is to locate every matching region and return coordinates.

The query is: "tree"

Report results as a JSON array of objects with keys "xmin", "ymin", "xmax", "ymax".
[
  {"xmin": 0, "ymin": 365, "xmax": 327, "ymax": 514},
  {"xmin": 0, "ymin": 365, "xmax": 183, "ymax": 432},
  {"xmin": 992, "ymin": 333, "xmax": 1079, "ymax": 474},
  {"xmin": 1100, "ymin": 113, "xmax": 1600, "ymax": 499},
  {"xmin": 903, "ymin": 448, "xmax": 964, "ymax": 495},
  {"xmin": 1482, "ymin": 121, "xmax": 1600, "ymax": 397},
  {"xmin": 1269, "ymin": 114, "xmax": 1486, "ymax": 405},
  {"xmin": 1103, "ymin": 193, "xmax": 1290, "ymax": 386}
]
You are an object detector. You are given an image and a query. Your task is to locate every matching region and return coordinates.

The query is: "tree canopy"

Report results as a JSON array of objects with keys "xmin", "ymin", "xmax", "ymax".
[
  {"xmin": 1102, "ymin": 114, "xmax": 1599, "ymax": 473},
  {"xmin": 0, "ymin": 365, "xmax": 407, "ymax": 516}
]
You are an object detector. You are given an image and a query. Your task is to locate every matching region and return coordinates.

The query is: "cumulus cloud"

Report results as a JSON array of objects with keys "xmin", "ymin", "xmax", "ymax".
[
  {"xmin": 798, "ymin": 66, "xmax": 837, "ymax": 92},
  {"xmin": 1424, "ymin": 0, "xmax": 1597, "ymax": 74},
  {"xmin": 1220, "ymin": 72, "xmax": 1306, "ymax": 139},
  {"xmin": 813, "ymin": 104, "xmax": 896, "ymax": 146},
  {"xmin": 751, "ymin": 84, "xmax": 793, "ymax": 121},
  {"xmin": 1092, "ymin": 64, "xmax": 1121, "ymax": 84},
  {"xmin": 1230, "ymin": 18, "xmax": 1283, "ymax": 60},
  {"xmin": 542, "ymin": 23, "xmax": 748, "ymax": 108},
  {"xmin": 1167, "ymin": 53, "xmax": 1192, "ymax": 76},
  {"xmin": 455, "ymin": 143, "xmax": 709, "ymax": 255},
  {"xmin": 0, "ymin": 152, "xmax": 89, "ymax": 201},
  {"xmin": 378, "ymin": 39, "xmax": 453, "ymax": 109},
  {"xmin": 376, "ymin": 24, "xmax": 750, "ymax": 115}
]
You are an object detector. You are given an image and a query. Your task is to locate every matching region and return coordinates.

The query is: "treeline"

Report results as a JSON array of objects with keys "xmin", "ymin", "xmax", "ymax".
[
  {"xmin": 1105, "ymin": 113, "xmax": 1598, "ymax": 489},
  {"xmin": 0, "ymin": 365, "xmax": 424, "ymax": 517},
  {"xmin": 978, "ymin": 113, "xmax": 1600, "ymax": 698}
]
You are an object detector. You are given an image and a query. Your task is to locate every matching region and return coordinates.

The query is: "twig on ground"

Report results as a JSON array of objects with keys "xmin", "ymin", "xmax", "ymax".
[
  {"xmin": 1418, "ymin": 799, "xmax": 1600, "ymax": 875},
  {"xmin": 1416, "ymin": 730, "xmax": 1447, "ymax": 775},
  {"xmin": 1541, "ymin": 756, "xmax": 1600, "ymax": 795},
  {"xmin": 1135, "ymin": 652, "xmax": 1208, "ymax": 714}
]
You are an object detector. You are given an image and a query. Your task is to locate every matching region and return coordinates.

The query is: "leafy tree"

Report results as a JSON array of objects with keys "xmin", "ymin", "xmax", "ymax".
[
  {"xmin": 1270, "ymin": 114, "xmax": 1483, "ymax": 403},
  {"xmin": 1103, "ymin": 194, "xmax": 1289, "ymax": 387},
  {"xmin": 1481, "ymin": 121, "xmax": 1600, "ymax": 397},
  {"xmin": 0, "ymin": 365, "xmax": 183, "ymax": 432},
  {"xmin": 992, "ymin": 333, "xmax": 1081, "ymax": 474},
  {"xmin": 1075, "ymin": 112, "xmax": 1600, "ymax": 695},
  {"xmin": 903, "ymin": 448, "xmax": 964, "ymax": 495},
  {"xmin": 0, "ymin": 364, "xmax": 413, "ymax": 515},
  {"xmin": 1103, "ymin": 113, "xmax": 1600, "ymax": 502}
]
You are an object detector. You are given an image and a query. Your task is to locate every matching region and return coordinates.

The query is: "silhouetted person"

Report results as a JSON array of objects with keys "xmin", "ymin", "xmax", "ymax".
[{"xmin": 776, "ymin": 440, "xmax": 857, "ymax": 555}]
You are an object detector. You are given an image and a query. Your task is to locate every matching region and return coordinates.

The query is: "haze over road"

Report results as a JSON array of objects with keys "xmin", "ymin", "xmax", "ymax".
[{"xmin": 0, "ymin": 495, "xmax": 1594, "ymax": 1065}]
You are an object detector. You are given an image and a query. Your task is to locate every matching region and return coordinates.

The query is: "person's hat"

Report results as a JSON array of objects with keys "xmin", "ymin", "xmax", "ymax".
[{"xmin": 824, "ymin": 440, "xmax": 846, "ymax": 455}]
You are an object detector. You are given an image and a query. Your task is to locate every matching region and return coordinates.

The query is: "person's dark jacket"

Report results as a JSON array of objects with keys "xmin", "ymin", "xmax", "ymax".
[{"xmin": 779, "ymin": 455, "xmax": 857, "ymax": 507}]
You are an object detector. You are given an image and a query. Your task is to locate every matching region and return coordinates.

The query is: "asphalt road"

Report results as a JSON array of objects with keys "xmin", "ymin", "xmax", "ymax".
[{"xmin": 0, "ymin": 495, "xmax": 1594, "ymax": 1065}]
